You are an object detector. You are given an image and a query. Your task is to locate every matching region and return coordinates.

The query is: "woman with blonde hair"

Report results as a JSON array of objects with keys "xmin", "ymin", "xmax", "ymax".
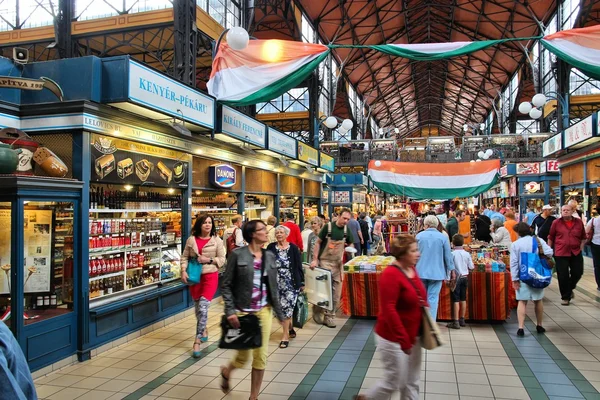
[{"xmin": 307, "ymin": 216, "xmax": 324, "ymax": 259}]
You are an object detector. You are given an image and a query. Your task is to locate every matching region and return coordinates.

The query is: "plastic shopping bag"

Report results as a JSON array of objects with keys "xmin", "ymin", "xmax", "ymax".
[{"xmin": 519, "ymin": 237, "xmax": 552, "ymax": 289}]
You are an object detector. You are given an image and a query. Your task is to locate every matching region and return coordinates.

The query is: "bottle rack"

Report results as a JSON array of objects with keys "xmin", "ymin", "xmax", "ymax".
[{"xmin": 54, "ymin": 210, "xmax": 74, "ymax": 304}]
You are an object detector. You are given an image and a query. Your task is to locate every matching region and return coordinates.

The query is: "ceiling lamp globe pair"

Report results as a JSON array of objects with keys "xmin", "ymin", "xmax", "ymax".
[
  {"xmin": 477, "ymin": 149, "xmax": 494, "ymax": 160},
  {"xmin": 518, "ymin": 93, "xmax": 547, "ymax": 120},
  {"xmin": 323, "ymin": 116, "xmax": 354, "ymax": 132}
]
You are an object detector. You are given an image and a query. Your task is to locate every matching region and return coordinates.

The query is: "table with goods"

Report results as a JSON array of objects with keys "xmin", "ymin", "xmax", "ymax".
[{"xmin": 340, "ymin": 247, "xmax": 517, "ymax": 321}]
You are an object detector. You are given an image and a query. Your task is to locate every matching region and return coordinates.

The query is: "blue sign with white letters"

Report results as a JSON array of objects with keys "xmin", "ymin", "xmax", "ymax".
[{"xmin": 209, "ymin": 164, "xmax": 237, "ymax": 188}]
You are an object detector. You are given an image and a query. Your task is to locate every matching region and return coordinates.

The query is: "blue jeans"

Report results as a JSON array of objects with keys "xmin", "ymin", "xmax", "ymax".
[{"xmin": 420, "ymin": 279, "xmax": 443, "ymax": 321}]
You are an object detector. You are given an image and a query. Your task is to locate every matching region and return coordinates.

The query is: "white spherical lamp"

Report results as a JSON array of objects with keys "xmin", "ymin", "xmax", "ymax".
[
  {"xmin": 341, "ymin": 119, "xmax": 354, "ymax": 131},
  {"xmin": 470, "ymin": 160, "xmax": 475, "ymax": 163},
  {"xmin": 476, "ymin": 159, "xmax": 482, "ymax": 162},
  {"xmin": 478, "ymin": 151, "xmax": 485, "ymax": 159},
  {"xmin": 483, "ymin": 154, "xmax": 490, "ymax": 159},
  {"xmin": 463, "ymin": 124, "xmax": 469, "ymax": 132},
  {"xmin": 485, "ymin": 149, "xmax": 493, "ymax": 157},
  {"xmin": 479, "ymin": 123, "xmax": 485, "ymax": 131},
  {"xmin": 532, "ymin": 93, "xmax": 547, "ymax": 108},
  {"xmin": 374, "ymin": 160, "xmax": 382, "ymax": 167},
  {"xmin": 518, "ymin": 102, "xmax": 533, "ymax": 114},
  {"xmin": 338, "ymin": 127, "xmax": 348, "ymax": 135},
  {"xmin": 324, "ymin": 116, "xmax": 338, "ymax": 129},
  {"xmin": 226, "ymin": 27, "xmax": 250, "ymax": 51},
  {"xmin": 529, "ymin": 108, "xmax": 543, "ymax": 120}
]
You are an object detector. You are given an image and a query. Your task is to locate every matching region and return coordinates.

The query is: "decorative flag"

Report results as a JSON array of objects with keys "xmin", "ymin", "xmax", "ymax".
[
  {"xmin": 207, "ymin": 40, "xmax": 329, "ymax": 106},
  {"xmin": 368, "ymin": 160, "xmax": 500, "ymax": 199},
  {"xmin": 541, "ymin": 25, "xmax": 600, "ymax": 81},
  {"xmin": 369, "ymin": 40, "xmax": 506, "ymax": 61}
]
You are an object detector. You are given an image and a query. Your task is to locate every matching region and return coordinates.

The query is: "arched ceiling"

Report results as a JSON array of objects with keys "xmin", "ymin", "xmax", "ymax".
[{"xmin": 294, "ymin": 0, "xmax": 559, "ymax": 137}]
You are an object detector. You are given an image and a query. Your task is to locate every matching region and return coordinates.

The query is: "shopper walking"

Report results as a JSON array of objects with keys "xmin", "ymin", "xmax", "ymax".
[
  {"xmin": 510, "ymin": 222, "xmax": 553, "ymax": 336},
  {"xmin": 524, "ymin": 208, "xmax": 538, "ymax": 224},
  {"xmin": 415, "ymin": 215, "xmax": 455, "ymax": 320},
  {"xmin": 0, "ymin": 321, "xmax": 37, "ymax": 400},
  {"xmin": 283, "ymin": 212, "xmax": 303, "ymax": 252},
  {"xmin": 490, "ymin": 218, "xmax": 512, "ymax": 247},
  {"xmin": 372, "ymin": 216, "xmax": 383, "ymax": 254},
  {"xmin": 474, "ymin": 213, "xmax": 492, "ymax": 242},
  {"xmin": 504, "ymin": 211, "xmax": 518, "ymax": 242},
  {"xmin": 223, "ymin": 214, "xmax": 245, "ymax": 254},
  {"xmin": 355, "ymin": 235, "xmax": 425, "ymax": 400},
  {"xmin": 310, "ymin": 208, "xmax": 354, "ymax": 328},
  {"xmin": 306, "ymin": 216, "xmax": 323, "ymax": 259},
  {"xmin": 586, "ymin": 204, "xmax": 600, "ymax": 291},
  {"xmin": 530, "ymin": 205, "xmax": 556, "ymax": 242},
  {"xmin": 359, "ymin": 213, "xmax": 371, "ymax": 255},
  {"xmin": 447, "ymin": 234, "xmax": 474, "ymax": 329},
  {"xmin": 267, "ymin": 226, "xmax": 304, "ymax": 348},
  {"xmin": 181, "ymin": 214, "xmax": 226, "ymax": 357},
  {"xmin": 220, "ymin": 220, "xmax": 285, "ymax": 400},
  {"xmin": 265, "ymin": 215, "xmax": 277, "ymax": 245},
  {"xmin": 301, "ymin": 221, "xmax": 312, "ymax": 260},
  {"xmin": 347, "ymin": 213, "xmax": 364, "ymax": 256},
  {"xmin": 548, "ymin": 205, "xmax": 586, "ymax": 305}
]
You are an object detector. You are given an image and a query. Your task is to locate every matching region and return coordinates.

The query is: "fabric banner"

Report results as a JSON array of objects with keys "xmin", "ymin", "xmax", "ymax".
[
  {"xmin": 207, "ymin": 40, "xmax": 329, "ymax": 105},
  {"xmin": 367, "ymin": 160, "xmax": 500, "ymax": 200},
  {"xmin": 541, "ymin": 25, "xmax": 600, "ymax": 81},
  {"xmin": 370, "ymin": 40, "xmax": 506, "ymax": 61}
]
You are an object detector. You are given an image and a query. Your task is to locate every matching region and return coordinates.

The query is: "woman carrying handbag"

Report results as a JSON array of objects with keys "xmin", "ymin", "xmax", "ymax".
[
  {"xmin": 181, "ymin": 214, "xmax": 225, "ymax": 357},
  {"xmin": 355, "ymin": 234, "xmax": 428, "ymax": 400}
]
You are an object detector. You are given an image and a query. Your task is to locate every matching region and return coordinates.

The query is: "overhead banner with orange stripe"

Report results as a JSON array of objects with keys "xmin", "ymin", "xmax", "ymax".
[
  {"xmin": 541, "ymin": 25, "xmax": 600, "ymax": 81},
  {"xmin": 368, "ymin": 160, "xmax": 500, "ymax": 199}
]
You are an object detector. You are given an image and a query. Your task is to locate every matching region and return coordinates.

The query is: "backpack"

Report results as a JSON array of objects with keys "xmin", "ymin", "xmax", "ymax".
[{"xmin": 226, "ymin": 228, "xmax": 240, "ymax": 253}]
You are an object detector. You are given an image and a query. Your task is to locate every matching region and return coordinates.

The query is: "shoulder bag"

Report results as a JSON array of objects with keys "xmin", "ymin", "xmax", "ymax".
[
  {"xmin": 186, "ymin": 257, "xmax": 203, "ymax": 285},
  {"xmin": 393, "ymin": 266, "xmax": 444, "ymax": 350}
]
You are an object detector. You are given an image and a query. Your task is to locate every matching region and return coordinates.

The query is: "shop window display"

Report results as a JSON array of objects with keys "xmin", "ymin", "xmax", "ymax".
[
  {"xmin": 192, "ymin": 191, "xmax": 238, "ymax": 237},
  {"xmin": 280, "ymin": 196, "xmax": 300, "ymax": 222},
  {"xmin": 88, "ymin": 184, "xmax": 182, "ymax": 304},
  {"xmin": 0, "ymin": 202, "xmax": 11, "ymax": 323},
  {"xmin": 245, "ymin": 194, "xmax": 274, "ymax": 221}
]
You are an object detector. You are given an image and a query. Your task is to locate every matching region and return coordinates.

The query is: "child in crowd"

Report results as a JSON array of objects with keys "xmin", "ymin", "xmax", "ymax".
[{"xmin": 447, "ymin": 234, "xmax": 474, "ymax": 329}]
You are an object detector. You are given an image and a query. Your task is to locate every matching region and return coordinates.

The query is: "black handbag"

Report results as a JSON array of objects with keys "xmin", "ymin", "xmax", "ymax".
[{"xmin": 219, "ymin": 314, "xmax": 262, "ymax": 349}]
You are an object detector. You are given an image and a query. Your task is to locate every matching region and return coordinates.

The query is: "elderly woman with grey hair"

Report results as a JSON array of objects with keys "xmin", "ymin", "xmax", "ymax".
[
  {"xmin": 490, "ymin": 218, "xmax": 512, "ymax": 247},
  {"xmin": 267, "ymin": 225, "xmax": 304, "ymax": 348}
]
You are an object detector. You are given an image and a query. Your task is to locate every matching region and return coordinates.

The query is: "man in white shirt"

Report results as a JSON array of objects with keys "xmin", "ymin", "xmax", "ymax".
[{"xmin": 447, "ymin": 234, "xmax": 474, "ymax": 329}]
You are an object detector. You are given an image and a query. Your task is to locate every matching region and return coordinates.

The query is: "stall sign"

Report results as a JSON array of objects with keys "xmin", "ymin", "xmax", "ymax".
[
  {"xmin": 540, "ymin": 162, "xmax": 547, "ymax": 174},
  {"xmin": 221, "ymin": 105, "xmax": 266, "ymax": 148},
  {"xmin": 298, "ymin": 142, "xmax": 319, "ymax": 166},
  {"xmin": 564, "ymin": 114, "xmax": 593, "ymax": 148},
  {"xmin": 322, "ymin": 190, "xmax": 329, "ymax": 202},
  {"xmin": 129, "ymin": 60, "xmax": 215, "ymax": 129},
  {"xmin": 525, "ymin": 181, "xmax": 541, "ymax": 193},
  {"xmin": 209, "ymin": 164, "xmax": 237, "ymax": 189},
  {"xmin": 333, "ymin": 190, "xmax": 350, "ymax": 203},
  {"xmin": 542, "ymin": 133, "xmax": 562, "ymax": 157},
  {"xmin": 320, "ymin": 153, "xmax": 335, "ymax": 172},
  {"xmin": 509, "ymin": 177, "xmax": 517, "ymax": 197},
  {"xmin": 500, "ymin": 166, "xmax": 508, "ymax": 177},
  {"xmin": 90, "ymin": 134, "xmax": 189, "ymax": 187},
  {"xmin": 267, "ymin": 128, "xmax": 297, "ymax": 158},
  {"xmin": 354, "ymin": 192, "xmax": 366, "ymax": 203},
  {"xmin": 546, "ymin": 160, "xmax": 559, "ymax": 173},
  {"xmin": 500, "ymin": 181, "xmax": 509, "ymax": 198},
  {"xmin": 516, "ymin": 162, "xmax": 540, "ymax": 175}
]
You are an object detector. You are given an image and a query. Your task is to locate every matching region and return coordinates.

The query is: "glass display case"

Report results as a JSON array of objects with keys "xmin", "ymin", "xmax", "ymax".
[
  {"xmin": 88, "ymin": 184, "xmax": 182, "ymax": 305},
  {"xmin": 280, "ymin": 196, "xmax": 300, "ymax": 222},
  {"xmin": 303, "ymin": 199, "xmax": 319, "ymax": 222},
  {"xmin": 0, "ymin": 202, "xmax": 11, "ymax": 323},
  {"xmin": 192, "ymin": 191, "xmax": 238, "ymax": 238},
  {"xmin": 245, "ymin": 194, "xmax": 274, "ymax": 221}
]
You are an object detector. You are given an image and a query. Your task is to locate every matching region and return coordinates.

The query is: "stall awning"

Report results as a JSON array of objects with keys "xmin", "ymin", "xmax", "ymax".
[{"xmin": 368, "ymin": 160, "xmax": 500, "ymax": 200}]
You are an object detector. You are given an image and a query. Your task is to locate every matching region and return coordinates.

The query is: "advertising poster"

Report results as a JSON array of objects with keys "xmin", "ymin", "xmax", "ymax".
[
  {"xmin": 333, "ymin": 191, "xmax": 350, "ymax": 203},
  {"xmin": 91, "ymin": 134, "xmax": 190, "ymax": 188},
  {"xmin": 0, "ymin": 210, "xmax": 10, "ymax": 294}
]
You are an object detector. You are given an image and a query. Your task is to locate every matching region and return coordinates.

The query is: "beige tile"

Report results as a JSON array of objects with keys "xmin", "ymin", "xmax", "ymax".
[
  {"xmin": 261, "ymin": 381, "xmax": 298, "ymax": 396},
  {"xmin": 35, "ymin": 384, "xmax": 64, "ymax": 398},
  {"xmin": 66, "ymin": 365, "xmax": 107, "ymax": 377},
  {"xmin": 267, "ymin": 353, "xmax": 295, "ymax": 363},
  {"xmin": 79, "ymin": 390, "xmax": 118, "ymax": 400},
  {"xmin": 481, "ymin": 356, "xmax": 512, "ymax": 366},
  {"xmin": 453, "ymin": 355, "xmax": 482, "ymax": 364},
  {"xmin": 116, "ymin": 369, "xmax": 153, "ymax": 381},
  {"xmin": 196, "ymin": 365, "xmax": 223, "ymax": 377},
  {"xmin": 484, "ymin": 365, "xmax": 517, "ymax": 376},
  {"xmin": 458, "ymin": 383, "xmax": 494, "ymax": 397},
  {"xmin": 222, "ymin": 390, "xmax": 251, "ymax": 400},
  {"xmin": 263, "ymin": 361, "xmax": 287, "ymax": 372},
  {"xmin": 487, "ymin": 374, "xmax": 523, "ymax": 388},
  {"xmin": 426, "ymin": 381, "xmax": 458, "ymax": 395},
  {"xmin": 135, "ymin": 361, "xmax": 166, "ymax": 371},
  {"xmin": 177, "ymin": 375, "xmax": 215, "ymax": 387},
  {"xmin": 70, "ymin": 376, "xmax": 110, "ymax": 389},
  {"xmin": 272, "ymin": 372, "xmax": 306, "ymax": 384},
  {"xmin": 456, "ymin": 372, "xmax": 489, "ymax": 385},
  {"xmin": 95, "ymin": 379, "xmax": 135, "ymax": 392},
  {"xmin": 138, "ymin": 371, "xmax": 164, "ymax": 382},
  {"xmin": 255, "ymin": 395, "xmax": 291, "ymax": 400},
  {"xmin": 121, "ymin": 381, "xmax": 147, "ymax": 394},
  {"xmin": 189, "ymin": 388, "xmax": 226, "ymax": 400},
  {"xmin": 161, "ymin": 385, "xmax": 202, "ymax": 399},
  {"xmin": 88, "ymin": 357, "xmax": 122, "ymax": 367},
  {"xmin": 39, "ymin": 373, "xmax": 85, "ymax": 387},
  {"xmin": 111, "ymin": 359, "xmax": 144, "ymax": 369},
  {"xmin": 46, "ymin": 387, "xmax": 89, "ymax": 400},
  {"xmin": 423, "ymin": 393, "xmax": 459, "ymax": 400},
  {"xmin": 491, "ymin": 385, "xmax": 530, "ymax": 399},
  {"xmin": 425, "ymin": 371, "xmax": 457, "ymax": 383},
  {"xmin": 149, "ymin": 383, "xmax": 174, "ymax": 396},
  {"xmin": 93, "ymin": 367, "xmax": 129, "ymax": 379}
]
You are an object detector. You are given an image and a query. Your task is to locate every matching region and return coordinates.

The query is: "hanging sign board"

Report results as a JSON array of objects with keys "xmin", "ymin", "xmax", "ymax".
[
  {"xmin": 267, "ymin": 128, "xmax": 297, "ymax": 158},
  {"xmin": 516, "ymin": 162, "xmax": 540, "ymax": 175},
  {"xmin": 333, "ymin": 191, "xmax": 350, "ymax": 204},
  {"xmin": 525, "ymin": 181, "xmax": 541, "ymax": 193},
  {"xmin": 220, "ymin": 105, "xmax": 266, "ymax": 147},
  {"xmin": 0, "ymin": 76, "xmax": 64, "ymax": 101},
  {"xmin": 209, "ymin": 164, "xmax": 237, "ymax": 189},
  {"xmin": 546, "ymin": 160, "xmax": 559, "ymax": 173},
  {"xmin": 564, "ymin": 114, "xmax": 593, "ymax": 148},
  {"xmin": 128, "ymin": 60, "xmax": 215, "ymax": 129},
  {"xmin": 298, "ymin": 142, "xmax": 319, "ymax": 166},
  {"xmin": 542, "ymin": 133, "xmax": 562, "ymax": 157},
  {"xmin": 320, "ymin": 153, "xmax": 335, "ymax": 172}
]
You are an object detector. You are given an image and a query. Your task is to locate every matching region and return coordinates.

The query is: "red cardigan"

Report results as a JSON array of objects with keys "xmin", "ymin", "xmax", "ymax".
[
  {"xmin": 283, "ymin": 221, "xmax": 304, "ymax": 252},
  {"xmin": 375, "ymin": 265, "xmax": 427, "ymax": 351},
  {"xmin": 548, "ymin": 217, "xmax": 585, "ymax": 257}
]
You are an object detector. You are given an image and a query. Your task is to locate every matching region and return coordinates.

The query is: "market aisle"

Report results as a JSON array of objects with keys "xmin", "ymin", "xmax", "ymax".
[{"xmin": 32, "ymin": 264, "xmax": 600, "ymax": 400}]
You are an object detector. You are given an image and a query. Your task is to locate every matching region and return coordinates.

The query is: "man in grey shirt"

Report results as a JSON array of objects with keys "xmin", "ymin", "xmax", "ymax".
[{"xmin": 347, "ymin": 214, "xmax": 363, "ymax": 256}]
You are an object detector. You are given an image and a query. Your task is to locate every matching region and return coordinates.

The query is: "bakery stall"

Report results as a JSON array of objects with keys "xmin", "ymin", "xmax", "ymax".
[{"xmin": 245, "ymin": 168, "xmax": 277, "ymax": 221}]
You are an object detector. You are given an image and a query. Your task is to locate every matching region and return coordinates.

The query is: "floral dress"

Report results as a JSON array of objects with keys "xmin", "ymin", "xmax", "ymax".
[{"xmin": 275, "ymin": 245, "xmax": 299, "ymax": 319}]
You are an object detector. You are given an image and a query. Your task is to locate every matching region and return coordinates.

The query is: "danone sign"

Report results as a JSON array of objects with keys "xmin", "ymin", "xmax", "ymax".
[{"xmin": 209, "ymin": 164, "xmax": 236, "ymax": 188}]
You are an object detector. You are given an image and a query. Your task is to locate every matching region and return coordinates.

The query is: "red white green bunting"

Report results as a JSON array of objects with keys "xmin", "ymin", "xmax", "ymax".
[{"xmin": 541, "ymin": 25, "xmax": 600, "ymax": 81}]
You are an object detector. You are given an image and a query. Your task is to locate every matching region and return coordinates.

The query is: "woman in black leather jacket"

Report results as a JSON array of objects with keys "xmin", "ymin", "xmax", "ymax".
[{"xmin": 220, "ymin": 219, "xmax": 284, "ymax": 400}]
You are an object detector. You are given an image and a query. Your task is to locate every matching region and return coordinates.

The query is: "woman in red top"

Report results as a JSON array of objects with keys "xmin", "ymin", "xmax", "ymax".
[{"xmin": 356, "ymin": 235, "xmax": 426, "ymax": 400}]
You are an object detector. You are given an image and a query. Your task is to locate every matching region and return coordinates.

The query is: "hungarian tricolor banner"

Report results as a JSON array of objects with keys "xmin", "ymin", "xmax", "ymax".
[
  {"xmin": 368, "ymin": 160, "xmax": 500, "ymax": 199},
  {"xmin": 370, "ymin": 40, "xmax": 505, "ymax": 61},
  {"xmin": 207, "ymin": 40, "xmax": 329, "ymax": 106},
  {"xmin": 541, "ymin": 25, "xmax": 600, "ymax": 81}
]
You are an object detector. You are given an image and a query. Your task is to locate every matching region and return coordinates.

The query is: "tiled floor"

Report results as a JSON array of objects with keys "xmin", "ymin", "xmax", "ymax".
[{"xmin": 34, "ymin": 258, "xmax": 600, "ymax": 399}]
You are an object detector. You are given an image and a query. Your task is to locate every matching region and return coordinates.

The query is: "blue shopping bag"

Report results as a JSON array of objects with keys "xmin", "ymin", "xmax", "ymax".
[
  {"xmin": 186, "ymin": 258, "xmax": 203, "ymax": 285},
  {"xmin": 519, "ymin": 237, "xmax": 552, "ymax": 289}
]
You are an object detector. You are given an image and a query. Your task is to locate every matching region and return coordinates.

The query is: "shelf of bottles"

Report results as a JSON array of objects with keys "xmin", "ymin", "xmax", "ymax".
[
  {"xmin": 53, "ymin": 207, "xmax": 74, "ymax": 305},
  {"xmin": 192, "ymin": 191, "xmax": 238, "ymax": 238},
  {"xmin": 88, "ymin": 184, "xmax": 183, "ymax": 301}
]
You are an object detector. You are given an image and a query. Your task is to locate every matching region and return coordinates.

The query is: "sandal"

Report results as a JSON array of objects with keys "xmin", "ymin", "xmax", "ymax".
[
  {"xmin": 192, "ymin": 341, "xmax": 202, "ymax": 358},
  {"xmin": 289, "ymin": 329, "xmax": 297, "ymax": 339},
  {"xmin": 279, "ymin": 341, "xmax": 289, "ymax": 348},
  {"xmin": 220, "ymin": 366, "xmax": 230, "ymax": 393}
]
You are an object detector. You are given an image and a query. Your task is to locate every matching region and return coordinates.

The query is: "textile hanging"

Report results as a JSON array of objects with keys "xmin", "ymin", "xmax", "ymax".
[
  {"xmin": 207, "ymin": 40, "xmax": 330, "ymax": 105},
  {"xmin": 367, "ymin": 160, "xmax": 500, "ymax": 200},
  {"xmin": 369, "ymin": 40, "xmax": 506, "ymax": 61},
  {"xmin": 541, "ymin": 25, "xmax": 600, "ymax": 81}
]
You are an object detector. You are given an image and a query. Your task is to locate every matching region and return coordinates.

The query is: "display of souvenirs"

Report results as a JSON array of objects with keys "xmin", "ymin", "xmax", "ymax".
[
  {"xmin": 344, "ymin": 255, "xmax": 396, "ymax": 273},
  {"xmin": 466, "ymin": 245, "xmax": 509, "ymax": 273}
]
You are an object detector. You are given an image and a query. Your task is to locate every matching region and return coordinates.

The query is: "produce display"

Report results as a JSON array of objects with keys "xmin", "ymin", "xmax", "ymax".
[{"xmin": 343, "ymin": 255, "xmax": 396, "ymax": 273}]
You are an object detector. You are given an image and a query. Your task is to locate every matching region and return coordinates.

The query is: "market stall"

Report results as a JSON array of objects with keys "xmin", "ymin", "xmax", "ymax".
[{"xmin": 340, "ymin": 246, "xmax": 516, "ymax": 321}]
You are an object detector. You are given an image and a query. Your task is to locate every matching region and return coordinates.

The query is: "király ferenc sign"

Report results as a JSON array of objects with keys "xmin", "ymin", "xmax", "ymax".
[
  {"xmin": 221, "ymin": 106, "xmax": 266, "ymax": 148},
  {"xmin": 128, "ymin": 60, "xmax": 215, "ymax": 129}
]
